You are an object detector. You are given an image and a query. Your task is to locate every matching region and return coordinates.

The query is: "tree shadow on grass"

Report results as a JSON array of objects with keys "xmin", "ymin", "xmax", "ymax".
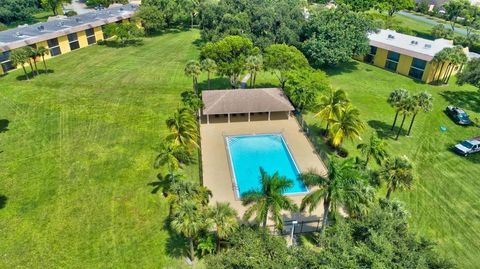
[
  {"xmin": 368, "ymin": 120, "xmax": 405, "ymax": 140},
  {"xmin": 164, "ymin": 219, "xmax": 187, "ymax": 259},
  {"xmin": 322, "ymin": 60, "xmax": 359, "ymax": 76},
  {"xmin": 0, "ymin": 119, "xmax": 9, "ymax": 133},
  {"xmin": 0, "ymin": 195, "xmax": 7, "ymax": 209},
  {"xmin": 15, "ymin": 70, "xmax": 55, "ymax": 81},
  {"xmin": 440, "ymin": 90, "xmax": 480, "ymax": 113},
  {"xmin": 99, "ymin": 39, "xmax": 144, "ymax": 48},
  {"xmin": 197, "ymin": 77, "xmax": 232, "ymax": 91}
]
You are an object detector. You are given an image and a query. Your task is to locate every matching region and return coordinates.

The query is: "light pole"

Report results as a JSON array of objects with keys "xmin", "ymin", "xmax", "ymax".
[{"xmin": 290, "ymin": 220, "xmax": 298, "ymax": 246}]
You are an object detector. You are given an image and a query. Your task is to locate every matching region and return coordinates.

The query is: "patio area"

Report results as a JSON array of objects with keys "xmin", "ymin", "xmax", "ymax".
[{"xmin": 200, "ymin": 116, "xmax": 328, "ymax": 225}]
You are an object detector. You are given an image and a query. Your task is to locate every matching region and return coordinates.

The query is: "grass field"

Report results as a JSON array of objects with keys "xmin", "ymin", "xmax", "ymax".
[
  {"xmin": 1, "ymin": 28, "xmax": 480, "ymax": 268},
  {"xmin": 300, "ymin": 61, "xmax": 480, "ymax": 268},
  {"xmin": 0, "ymin": 30, "xmax": 202, "ymax": 268}
]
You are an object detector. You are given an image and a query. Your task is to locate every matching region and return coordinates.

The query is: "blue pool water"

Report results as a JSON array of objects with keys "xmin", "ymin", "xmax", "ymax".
[{"xmin": 226, "ymin": 134, "xmax": 308, "ymax": 197}]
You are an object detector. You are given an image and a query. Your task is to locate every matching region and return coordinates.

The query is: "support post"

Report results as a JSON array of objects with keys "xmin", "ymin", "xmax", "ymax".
[
  {"xmin": 207, "ymin": 114, "xmax": 210, "ymax": 124},
  {"xmin": 248, "ymin": 112, "xmax": 250, "ymax": 122},
  {"xmin": 268, "ymin": 111, "xmax": 271, "ymax": 121},
  {"xmin": 228, "ymin": 113, "xmax": 230, "ymax": 123}
]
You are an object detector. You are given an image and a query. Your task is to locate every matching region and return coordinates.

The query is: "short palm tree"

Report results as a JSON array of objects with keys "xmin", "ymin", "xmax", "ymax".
[
  {"xmin": 395, "ymin": 96, "xmax": 416, "ymax": 140},
  {"xmin": 209, "ymin": 202, "xmax": 238, "ymax": 252},
  {"xmin": 169, "ymin": 180, "xmax": 212, "ymax": 207},
  {"xmin": 329, "ymin": 103, "xmax": 365, "ymax": 148},
  {"xmin": 200, "ymin": 58, "xmax": 217, "ymax": 90},
  {"xmin": 166, "ymin": 107, "xmax": 199, "ymax": 148},
  {"xmin": 27, "ymin": 47, "xmax": 40, "ymax": 75},
  {"xmin": 387, "ymin": 88, "xmax": 409, "ymax": 131},
  {"xmin": 185, "ymin": 60, "xmax": 202, "ymax": 93},
  {"xmin": 356, "ymin": 133, "xmax": 388, "ymax": 166},
  {"xmin": 154, "ymin": 141, "xmax": 181, "ymax": 181},
  {"xmin": 9, "ymin": 48, "xmax": 30, "ymax": 80},
  {"xmin": 407, "ymin": 92, "xmax": 433, "ymax": 136},
  {"xmin": 171, "ymin": 200, "xmax": 208, "ymax": 262},
  {"xmin": 315, "ymin": 89, "xmax": 348, "ymax": 134},
  {"xmin": 246, "ymin": 55, "xmax": 263, "ymax": 88},
  {"xmin": 242, "ymin": 168, "xmax": 297, "ymax": 230},
  {"xmin": 299, "ymin": 158, "xmax": 372, "ymax": 233},
  {"xmin": 380, "ymin": 156, "xmax": 414, "ymax": 200},
  {"xmin": 36, "ymin": 46, "xmax": 49, "ymax": 73},
  {"xmin": 24, "ymin": 47, "xmax": 36, "ymax": 76}
]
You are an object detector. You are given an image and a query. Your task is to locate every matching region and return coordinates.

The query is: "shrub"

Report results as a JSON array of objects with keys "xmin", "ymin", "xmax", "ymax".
[{"xmin": 64, "ymin": 10, "xmax": 77, "ymax": 17}]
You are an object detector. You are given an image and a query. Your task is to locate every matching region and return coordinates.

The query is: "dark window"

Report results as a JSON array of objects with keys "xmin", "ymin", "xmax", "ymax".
[
  {"xmin": 370, "ymin": 46, "xmax": 377, "ymax": 55},
  {"xmin": 408, "ymin": 58, "xmax": 427, "ymax": 80},
  {"xmin": 365, "ymin": 46, "xmax": 377, "ymax": 63},
  {"xmin": 68, "ymin": 33, "xmax": 80, "ymax": 50},
  {"xmin": 0, "ymin": 51, "xmax": 10, "ymax": 62},
  {"xmin": 385, "ymin": 51, "xmax": 400, "ymax": 71},
  {"xmin": 85, "ymin": 28, "xmax": 96, "ymax": 45},
  {"xmin": 47, "ymin": 38, "xmax": 61, "ymax": 56},
  {"xmin": 0, "ymin": 51, "xmax": 14, "ymax": 73},
  {"xmin": 85, "ymin": 28, "xmax": 94, "ymax": 36}
]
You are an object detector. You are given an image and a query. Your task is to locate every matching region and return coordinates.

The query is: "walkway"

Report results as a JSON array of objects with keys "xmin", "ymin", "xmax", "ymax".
[{"xmin": 398, "ymin": 11, "xmax": 468, "ymax": 36}]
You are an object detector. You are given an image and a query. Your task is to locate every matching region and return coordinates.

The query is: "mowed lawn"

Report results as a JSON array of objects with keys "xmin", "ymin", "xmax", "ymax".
[
  {"xmin": 0, "ymin": 30, "xmax": 202, "ymax": 268},
  {"xmin": 302, "ymin": 61, "xmax": 480, "ymax": 268}
]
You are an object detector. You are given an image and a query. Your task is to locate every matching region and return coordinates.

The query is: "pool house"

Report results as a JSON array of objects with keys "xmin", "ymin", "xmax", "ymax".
[{"xmin": 201, "ymin": 88, "xmax": 294, "ymax": 124}]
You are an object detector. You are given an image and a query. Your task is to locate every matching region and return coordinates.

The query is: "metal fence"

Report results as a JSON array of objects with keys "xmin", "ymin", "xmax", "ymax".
[
  {"xmin": 267, "ymin": 218, "xmax": 323, "ymax": 236},
  {"xmin": 294, "ymin": 113, "xmax": 330, "ymax": 168}
]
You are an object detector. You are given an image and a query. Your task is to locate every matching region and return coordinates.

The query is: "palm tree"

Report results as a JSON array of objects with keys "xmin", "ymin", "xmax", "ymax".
[
  {"xmin": 395, "ymin": 96, "xmax": 416, "ymax": 140},
  {"xmin": 246, "ymin": 55, "xmax": 263, "ymax": 88},
  {"xmin": 356, "ymin": 133, "xmax": 388, "ymax": 166},
  {"xmin": 242, "ymin": 168, "xmax": 297, "ymax": 230},
  {"xmin": 9, "ymin": 48, "xmax": 31, "ymax": 80},
  {"xmin": 23, "ymin": 47, "xmax": 36, "ymax": 76},
  {"xmin": 380, "ymin": 156, "xmax": 414, "ymax": 200},
  {"xmin": 171, "ymin": 200, "xmax": 208, "ymax": 262},
  {"xmin": 432, "ymin": 49, "xmax": 449, "ymax": 83},
  {"xmin": 444, "ymin": 46, "xmax": 468, "ymax": 84},
  {"xmin": 27, "ymin": 47, "xmax": 40, "ymax": 76},
  {"xmin": 200, "ymin": 58, "xmax": 217, "ymax": 90},
  {"xmin": 166, "ymin": 107, "xmax": 199, "ymax": 148},
  {"xmin": 148, "ymin": 173, "xmax": 182, "ymax": 197},
  {"xmin": 185, "ymin": 60, "xmax": 202, "ymax": 93},
  {"xmin": 407, "ymin": 92, "xmax": 433, "ymax": 136},
  {"xmin": 315, "ymin": 89, "xmax": 348, "ymax": 134},
  {"xmin": 387, "ymin": 88, "xmax": 409, "ymax": 131},
  {"xmin": 329, "ymin": 103, "xmax": 365, "ymax": 148},
  {"xmin": 154, "ymin": 141, "xmax": 181, "ymax": 181},
  {"xmin": 300, "ymin": 158, "xmax": 372, "ymax": 233},
  {"xmin": 209, "ymin": 202, "xmax": 238, "ymax": 252},
  {"xmin": 37, "ymin": 46, "xmax": 49, "ymax": 73}
]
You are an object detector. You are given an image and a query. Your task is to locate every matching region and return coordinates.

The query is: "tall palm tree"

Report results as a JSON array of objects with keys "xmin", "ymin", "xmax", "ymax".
[
  {"xmin": 329, "ymin": 103, "xmax": 365, "ymax": 148},
  {"xmin": 166, "ymin": 107, "xmax": 199, "ymax": 148},
  {"xmin": 387, "ymin": 88, "xmax": 409, "ymax": 131},
  {"xmin": 209, "ymin": 202, "xmax": 238, "ymax": 252},
  {"xmin": 185, "ymin": 60, "xmax": 202, "ymax": 93},
  {"xmin": 27, "ymin": 47, "xmax": 40, "ymax": 75},
  {"xmin": 432, "ymin": 49, "xmax": 449, "ymax": 83},
  {"xmin": 356, "ymin": 133, "xmax": 388, "ymax": 166},
  {"xmin": 37, "ymin": 46, "xmax": 49, "ymax": 73},
  {"xmin": 444, "ymin": 46, "xmax": 468, "ymax": 84},
  {"xmin": 380, "ymin": 156, "xmax": 414, "ymax": 200},
  {"xmin": 300, "ymin": 158, "xmax": 372, "ymax": 233},
  {"xmin": 315, "ymin": 89, "xmax": 348, "ymax": 134},
  {"xmin": 200, "ymin": 58, "xmax": 217, "ymax": 90},
  {"xmin": 245, "ymin": 55, "xmax": 263, "ymax": 88},
  {"xmin": 9, "ymin": 48, "xmax": 30, "ymax": 80},
  {"xmin": 154, "ymin": 141, "xmax": 181, "ymax": 181},
  {"xmin": 242, "ymin": 168, "xmax": 297, "ymax": 230},
  {"xmin": 171, "ymin": 200, "xmax": 208, "ymax": 262},
  {"xmin": 407, "ymin": 92, "xmax": 433, "ymax": 136},
  {"xmin": 24, "ymin": 47, "xmax": 36, "ymax": 76},
  {"xmin": 395, "ymin": 96, "xmax": 416, "ymax": 140}
]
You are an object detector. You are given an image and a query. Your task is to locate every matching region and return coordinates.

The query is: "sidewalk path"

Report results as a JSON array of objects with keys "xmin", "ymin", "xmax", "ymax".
[{"xmin": 398, "ymin": 11, "xmax": 468, "ymax": 36}]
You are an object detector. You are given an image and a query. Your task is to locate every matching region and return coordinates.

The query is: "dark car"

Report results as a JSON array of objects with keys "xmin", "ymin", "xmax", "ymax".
[{"xmin": 445, "ymin": 106, "xmax": 472, "ymax": 125}]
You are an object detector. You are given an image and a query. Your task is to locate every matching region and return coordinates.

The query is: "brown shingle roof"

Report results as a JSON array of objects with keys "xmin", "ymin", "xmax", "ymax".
[{"xmin": 202, "ymin": 88, "xmax": 294, "ymax": 115}]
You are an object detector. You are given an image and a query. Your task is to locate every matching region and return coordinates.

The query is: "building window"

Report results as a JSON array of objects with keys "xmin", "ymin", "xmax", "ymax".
[
  {"xmin": 364, "ymin": 46, "xmax": 377, "ymax": 63},
  {"xmin": 68, "ymin": 33, "xmax": 80, "ymax": 50},
  {"xmin": 47, "ymin": 38, "xmax": 61, "ymax": 56},
  {"xmin": 385, "ymin": 51, "xmax": 400, "ymax": 71},
  {"xmin": 408, "ymin": 58, "xmax": 427, "ymax": 80},
  {"xmin": 0, "ymin": 51, "xmax": 15, "ymax": 73},
  {"xmin": 85, "ymin": 28, "xmax": 96, "ymax": 45}
]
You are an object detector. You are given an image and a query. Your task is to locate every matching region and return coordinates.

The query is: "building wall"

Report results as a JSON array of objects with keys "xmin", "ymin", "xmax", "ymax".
[
  {"xmin": 58, "ymin": 35, "xmax": 71, "ymax": 54},
  {"xmin": 77, "ymin": 30, "xmax": 89, "ymax": 48},
  {"xmin": 397, "ymin": 55, "xmax": 413, "ymax": 76},
  {"xmin": 94, "ymin": 26, "xmax": 104, "ymax": 42},
  {"xmin": 373, "ymin": 48, "xmax": 388, "ymax": 67}
]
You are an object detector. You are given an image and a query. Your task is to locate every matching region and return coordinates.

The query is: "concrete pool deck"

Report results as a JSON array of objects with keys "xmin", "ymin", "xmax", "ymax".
[{"xmin": 200, "ymin": 115, "xmax": 328, "ymax": 226}]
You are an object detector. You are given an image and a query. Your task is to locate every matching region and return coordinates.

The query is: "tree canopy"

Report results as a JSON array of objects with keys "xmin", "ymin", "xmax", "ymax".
[
  {"xmin": 301, "ymin": 7, "xmax": 376, "ymax": 67},
  {"xmin": 264, "ymin": 44, "xmax": 309, "ymax": 88},
  {"xmin": 198, "ymin": 0, "xmax": 305, "ymax": 49},
  {"xmin": 0, "ymin": 0, "xmax": 38, "ymax": 24},
  {"xmin": 201, "ymin": 35, "xmax": 259, "ymax": 87},
  {"xmin": 457, "ymin": 58, "xmax": 480, "ymax": 89}
]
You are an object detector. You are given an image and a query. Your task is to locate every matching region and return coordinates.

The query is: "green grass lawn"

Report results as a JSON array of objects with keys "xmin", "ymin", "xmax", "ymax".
[
  {"xmin": 299, "ymin": 61, "xmax": 480, "ymax": 268},
  {"xmin": 0, "ymin": 30, "xmax": 203, "ymax": 268}
]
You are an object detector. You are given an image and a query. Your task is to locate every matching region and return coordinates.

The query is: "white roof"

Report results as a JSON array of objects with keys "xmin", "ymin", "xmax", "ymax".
[{"xmin": 368, "ymin": 29, "xmax": 454, "ymax": 61}]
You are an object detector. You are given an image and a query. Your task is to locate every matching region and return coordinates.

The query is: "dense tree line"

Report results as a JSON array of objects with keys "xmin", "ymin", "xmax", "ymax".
[
  {"xmin": 198, "ymin": 0, "xmax": 306, "ymax": 49},
  {"xmin": 0, "ymin": 0, "xmax": 39, "ymax": 24}
]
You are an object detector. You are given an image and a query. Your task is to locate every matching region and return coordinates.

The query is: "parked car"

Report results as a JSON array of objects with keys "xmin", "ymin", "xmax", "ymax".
[
  {"xmin": 445, "ymin": 106, "xmax": 472, "ymax": 125},
  {"xmin": 453, "ymin": 137, "xmax": 480, "ymax": 156}
]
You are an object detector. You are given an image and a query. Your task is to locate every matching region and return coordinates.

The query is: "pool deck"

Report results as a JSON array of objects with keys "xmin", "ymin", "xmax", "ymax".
[{"xmin": 200, "ymin": 115, "xmax": 328, "ymax": 225}]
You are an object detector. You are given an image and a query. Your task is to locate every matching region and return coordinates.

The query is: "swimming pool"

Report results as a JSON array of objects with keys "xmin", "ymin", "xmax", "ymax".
[{"xmin": 226, "ymin": 134, "xmax": 308, "ymax": 197}]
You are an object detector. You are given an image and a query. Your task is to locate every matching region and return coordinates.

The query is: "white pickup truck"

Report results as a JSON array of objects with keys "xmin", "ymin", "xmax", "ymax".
[{"xmin": 454, "ymin": 137, "xmax": 480, "ymax": 156}]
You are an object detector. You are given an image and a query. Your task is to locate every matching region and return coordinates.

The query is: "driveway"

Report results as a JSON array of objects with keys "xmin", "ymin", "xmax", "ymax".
[{"xmin": 63, "ymin": 0, "xmax": 92, "ymax": 15}]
